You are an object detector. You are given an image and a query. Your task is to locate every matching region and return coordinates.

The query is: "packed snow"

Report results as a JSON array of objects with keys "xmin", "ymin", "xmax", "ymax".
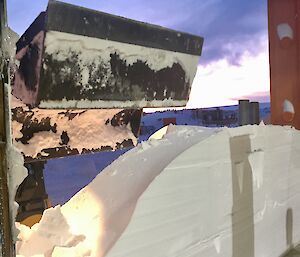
[{"xmin": 15, "ymin": 124, "xmax": 300, "ymax": 257}]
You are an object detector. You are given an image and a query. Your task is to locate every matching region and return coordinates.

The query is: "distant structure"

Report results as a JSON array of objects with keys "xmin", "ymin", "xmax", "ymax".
[{"xmin": 196, "ymin": 108, "xmax": 237, "ymax": 127}]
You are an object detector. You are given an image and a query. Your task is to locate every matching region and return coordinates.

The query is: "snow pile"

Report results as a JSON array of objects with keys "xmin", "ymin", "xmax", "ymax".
[
  {"xmin": 16, "ymin": 124, "xmax": 300, "ymax": 257},
  {"xmin": 12, "ymin": 96, "xmax": 137, "ymax": 158},
  {"xmin": 16, "ymin": 125, "xmax": 219, "ymax": 257}
]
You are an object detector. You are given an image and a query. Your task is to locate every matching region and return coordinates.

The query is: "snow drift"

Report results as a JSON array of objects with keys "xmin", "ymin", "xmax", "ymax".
[{"xmin": 16, "ymin": 124, "xmax": 300, "ymax": 257}]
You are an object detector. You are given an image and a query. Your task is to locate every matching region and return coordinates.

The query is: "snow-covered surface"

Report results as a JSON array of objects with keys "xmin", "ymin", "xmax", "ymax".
[
  {"xmin": 39, "ymin": 31, "xmax": 199, "ymax": 109},
  {"xmin": 16, "ymin": 124, "xmax": 300, "ymax": 257},
  {"xmin": 11, "ymin": 96, "xmax": 137, "ymax": 158},
  {"xmin": 43, "ymin": 102, "xmax": 270, "ymax": 206},
  {"xmin": 1, "ymin": 80, "xmax": 26, "ymax": 257},
  {"xmin": 106, "ymin": 124, "xmax": 299, "ymax": 257},
  {"xmin": 16, "ymin": 125, "xmax": 220, "ymax": 257},
  {"xmin": 45, "ymin": 31, "xmax": 199, "ymax": 84},
  {"xmin": 5, "ymin": 85, "xmax": 28, "ymax": 242}
]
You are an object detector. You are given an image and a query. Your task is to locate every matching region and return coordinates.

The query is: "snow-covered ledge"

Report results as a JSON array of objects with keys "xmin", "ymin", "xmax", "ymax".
[{"xmin": 16, "ymin": 124, "xmax": 300, "ymax": 257}]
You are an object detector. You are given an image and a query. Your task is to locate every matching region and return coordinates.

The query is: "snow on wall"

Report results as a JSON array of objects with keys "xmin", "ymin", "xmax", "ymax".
[{"xmin": 16, "ymin": 124, "xmax": 300, "ymax": 257}]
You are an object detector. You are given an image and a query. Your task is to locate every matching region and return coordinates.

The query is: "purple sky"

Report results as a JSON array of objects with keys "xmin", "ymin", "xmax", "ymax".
[{"xmin": 7, "ymin": 0, "xmax": 269, "ymax": 107}]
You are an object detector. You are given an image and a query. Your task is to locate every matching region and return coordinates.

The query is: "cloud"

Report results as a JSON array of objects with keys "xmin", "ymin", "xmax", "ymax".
[
  {"xmin": 7, "ymin": 0, "xmax": 48, "ymax": 35},
  {"xmin": 7, "ymin": 0, "xmax": 270, "ymax": 109},
  {"xmin": 187, "ymin": 39, "xmax": 270, "ymax": 108},
  {"xmin": 230, "ymin": 91, "xmax": 270, "ymax": 103}
]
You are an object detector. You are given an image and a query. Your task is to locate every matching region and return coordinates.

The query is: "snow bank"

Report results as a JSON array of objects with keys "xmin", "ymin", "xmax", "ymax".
[
  {"xmin": 16, "ymin": 125, "xmax": 219, "ymax": 257},
  {"xmin": 16, "ymin": 124, "xmax": 300, "ymax": 257}
]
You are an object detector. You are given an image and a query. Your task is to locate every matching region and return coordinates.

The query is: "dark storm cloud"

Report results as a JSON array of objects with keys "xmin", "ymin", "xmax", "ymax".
[{"xmin": 7, "ymin": 0, "xmax": 268, "ymax": 65}]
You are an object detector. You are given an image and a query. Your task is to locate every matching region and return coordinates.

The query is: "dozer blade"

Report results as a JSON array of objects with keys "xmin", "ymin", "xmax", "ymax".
[
  {"xmin": 13, "ymin": 0, "xmax": 203, "ymax": 109},
  {"xmin": 11, "ymin": 96, "xmax": 142, "ymax": 162}
]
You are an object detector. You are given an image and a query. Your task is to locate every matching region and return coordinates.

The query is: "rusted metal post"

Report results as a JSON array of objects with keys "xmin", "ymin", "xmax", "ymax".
[{"xmin": 268, "ymin": 0, "xmax": 300, "ymax": 128}]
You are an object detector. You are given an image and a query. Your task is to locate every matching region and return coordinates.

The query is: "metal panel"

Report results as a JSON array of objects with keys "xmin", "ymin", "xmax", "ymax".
[
  {"xmin": 268, "ymin": 0, "xmax": 300, "ymax": 128},
  {"xmin": 46, "ymin": 0, "xmax": 203, "ymax": 56},
  {"xmin": 13, "ymin": 1, "xmax": 203, "ymax": 109},
  {"xmin": 11, "ymin": 105, "xmax": 142, "ymax": 163}
]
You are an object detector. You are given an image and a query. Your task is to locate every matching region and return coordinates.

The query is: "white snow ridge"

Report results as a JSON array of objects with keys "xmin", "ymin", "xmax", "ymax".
[{"xmin": 16, "ymin": 124, "xmax": 300, "ymax": 257}]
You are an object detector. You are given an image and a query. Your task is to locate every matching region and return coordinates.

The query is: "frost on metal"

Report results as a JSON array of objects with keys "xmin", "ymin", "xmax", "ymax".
[
  {"xmin": 11, "ymin": 96, "xmax": 141, "ymax": 161},
  {"xmin": 39, "ymin": 31, "xmax": 198, "ymax": 108},
  {"xmin": 4, "ymin": 84, "xmax": 27, "ymax": 244},
  {"xmin": 2, "ymin": 26, "xmax": 19, "ymax": 62}
]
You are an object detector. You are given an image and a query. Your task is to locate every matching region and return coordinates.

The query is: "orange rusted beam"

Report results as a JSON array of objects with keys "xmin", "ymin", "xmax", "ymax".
[{"xmin": 268, "ymin": 0, "xmax": 300, "ymax": 128}]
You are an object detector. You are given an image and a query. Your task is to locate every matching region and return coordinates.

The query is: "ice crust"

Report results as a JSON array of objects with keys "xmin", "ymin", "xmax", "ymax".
[{"xmin": 16, "ymin": 124, "xmax": 300, "ymax": 257}]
